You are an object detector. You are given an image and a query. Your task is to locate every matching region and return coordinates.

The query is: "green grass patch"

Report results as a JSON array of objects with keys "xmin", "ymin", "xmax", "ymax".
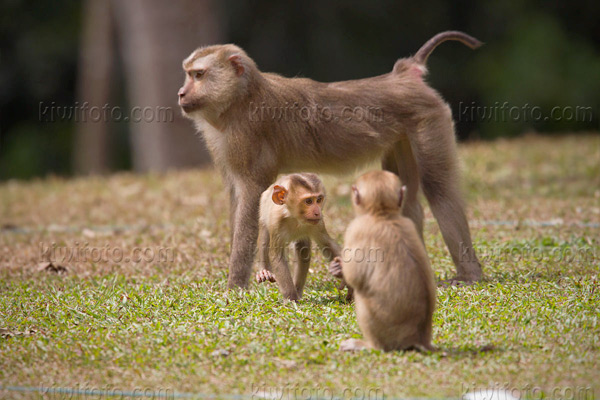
[{"xmin": 1, "ymin": 134, "xmax": 599, "ymax": 398}]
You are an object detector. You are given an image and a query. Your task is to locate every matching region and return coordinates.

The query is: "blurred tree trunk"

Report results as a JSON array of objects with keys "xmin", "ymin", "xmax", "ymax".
[
  {"xmin": 113, "ymin": 0, "xmax": 221, "ymax": 172},
  {"xmin": 74, "ymin": 0, "xmax": 222, "ymax": 174},
  {"xmin": 73, "ymin": 0, "xmax": 114, "ymax": 174}
]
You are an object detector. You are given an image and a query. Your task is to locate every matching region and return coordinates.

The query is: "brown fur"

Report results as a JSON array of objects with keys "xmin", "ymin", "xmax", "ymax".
[
  {"xmin": 339, "ymin": 171, "xmax": 436, "ymax": 352},
  {"xmin": 255, "ymin": 173, "xmax": 349, "ymax": 301},
  {"xmin": 178, "ymin": 31, "xmax": 483, "ymax": 290}
]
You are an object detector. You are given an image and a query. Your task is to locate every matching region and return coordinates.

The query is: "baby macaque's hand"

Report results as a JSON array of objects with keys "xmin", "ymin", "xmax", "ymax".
[
  {"xmin": 329, "ymin": 256, "xmax": 343, "ymax": 278},
  {"xmin": 256, "ymin": 269, "xmax": 276, "ymax": 283}
]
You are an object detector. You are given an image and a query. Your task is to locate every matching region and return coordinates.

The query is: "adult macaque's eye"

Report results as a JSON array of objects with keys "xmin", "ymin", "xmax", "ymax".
[{"xmin": 194, "ymin": 70, "xmax": 205, "ymax": 80}]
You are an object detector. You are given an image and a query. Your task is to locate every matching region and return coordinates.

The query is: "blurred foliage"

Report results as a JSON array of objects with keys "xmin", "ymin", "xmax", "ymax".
[
  {"xmin": 0, "ymin": 0, "xmax": 81, "ymax": 179},
  {"xmin": 470, "ymin": 12, "xmax": 600, "ymax": 137},
  {"xmin": 0, "ymin": 0, "xmax": 599, "ymax": 179}
]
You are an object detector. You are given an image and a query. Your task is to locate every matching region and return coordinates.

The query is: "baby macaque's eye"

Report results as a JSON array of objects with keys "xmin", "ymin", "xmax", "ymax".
[
  {"xmin": 305, "ymin": 198, "xmax": 313, "ymax": 205},
  {"xmin": 316, "ymin": 196, "xmax": 323, "ymax": 203}
]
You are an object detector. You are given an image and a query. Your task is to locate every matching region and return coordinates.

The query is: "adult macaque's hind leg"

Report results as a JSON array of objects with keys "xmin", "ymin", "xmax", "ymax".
[
  {"xmin": 410, "ymin": 112, "xmax": 482, "ymax": 282},
  {"xmin": 383, "ymin": 137, "xmax": 425, "ymax": 240}
]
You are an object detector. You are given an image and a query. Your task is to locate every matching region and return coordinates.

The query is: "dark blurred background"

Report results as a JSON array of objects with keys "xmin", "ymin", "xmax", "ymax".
[{"xmin": 1, "ymin": 0, "xmax": 598, "ymax": 180}]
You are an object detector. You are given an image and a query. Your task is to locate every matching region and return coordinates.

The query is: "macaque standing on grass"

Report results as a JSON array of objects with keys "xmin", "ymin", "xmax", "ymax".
[{"xmin": 178, "ymin": 31, "xmax": 483, "ymax": 291}]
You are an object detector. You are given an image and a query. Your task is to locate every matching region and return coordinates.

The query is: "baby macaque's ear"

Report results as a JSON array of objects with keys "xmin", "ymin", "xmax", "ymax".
[
  {"xmin": 272, "ymin": 185, "xmax": 288, "ymax": 205},
  {"xmin": 399, "ymin": 185, "xmax": 407, "ymax": 208},
  {"xmin": 351, "ymin": 185, "xmax": 360, "ymax": 206}
]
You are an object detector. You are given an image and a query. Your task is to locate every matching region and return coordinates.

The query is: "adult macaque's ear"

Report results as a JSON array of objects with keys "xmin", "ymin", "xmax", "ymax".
[
  {"xmin": 351, "ymin": 185, "xmax": 360, "ymax": 206},
  {"xmin": 272, "ymin": 185, "xmax": 288, "ymax": 205},
  {"xmin": 399, "ymin": 185, "xmax": 407, "ymax": 207},
  {"xmin": 228, "ymin": 54, "xmax": 245, "ymax": 76}
]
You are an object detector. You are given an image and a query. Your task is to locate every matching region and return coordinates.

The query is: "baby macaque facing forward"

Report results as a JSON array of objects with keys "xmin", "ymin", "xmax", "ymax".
[{"xmin": 255, "ymin": 173, "xmax": 351, "ymax": 301}]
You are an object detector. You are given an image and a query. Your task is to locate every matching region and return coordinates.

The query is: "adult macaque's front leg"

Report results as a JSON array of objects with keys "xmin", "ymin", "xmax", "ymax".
[
  {"xmin": 227, "ymin": 179, "xmax": 238, "ymax": 243},
  {"xmin": 227, "ymin": 182, "xmax": 266, "ymax": 289}
]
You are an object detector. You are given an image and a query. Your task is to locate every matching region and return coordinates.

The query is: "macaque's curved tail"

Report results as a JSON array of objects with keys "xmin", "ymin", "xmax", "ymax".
[{"xmin": 414, "ymin": 31, "xmax": 482, "ymax": 65}]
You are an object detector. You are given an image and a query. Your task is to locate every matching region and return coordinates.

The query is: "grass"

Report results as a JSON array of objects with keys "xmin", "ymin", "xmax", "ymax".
[{"xmin": 1, "ymin": 133, "xmax": 599, "ymax": 399}]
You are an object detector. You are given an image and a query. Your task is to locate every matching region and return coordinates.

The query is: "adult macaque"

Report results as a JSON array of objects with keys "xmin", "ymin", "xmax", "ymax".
[
  {"xmin": 335, "ymin": 171, "xmax": 436, "ymax": 352},
  {"xmin": 178, "ymin": 31, "xmax": 483, "ymax": 290},
  {"xmin": 254, "ymin": 173, "xmax": 351, "ymax": 301}
]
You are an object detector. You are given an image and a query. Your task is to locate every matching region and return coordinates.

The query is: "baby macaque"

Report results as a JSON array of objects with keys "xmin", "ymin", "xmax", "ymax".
[
  {"xmin": 333, "ymin": 171, "xmax": 436, "ymax": 351},
  {"xmin": 255, "ymin": 173, "xmax": 350, "ymax": 301}
]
